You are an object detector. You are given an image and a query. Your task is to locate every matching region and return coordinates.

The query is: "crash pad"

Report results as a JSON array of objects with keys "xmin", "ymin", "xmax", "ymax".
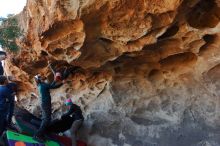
[{"xmin": 6, "ymin": 130, "xmax": 60, "ymax": 146}]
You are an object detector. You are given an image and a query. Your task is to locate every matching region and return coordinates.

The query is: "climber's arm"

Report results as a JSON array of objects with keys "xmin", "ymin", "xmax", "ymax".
[
  {"xmin": 48, "ymin": 62, "xmax": 56, "ymax": 76},
  {"xmin": 49, "ymin": 81, "xmax": 63, "ymax": 89}
]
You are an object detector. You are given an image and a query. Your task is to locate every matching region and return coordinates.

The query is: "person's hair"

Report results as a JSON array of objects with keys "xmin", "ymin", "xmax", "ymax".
[
  {"xmin": 0, "ymin": 75, "xmax": 7, "ymax": 85},
  {"xmin": 65, "ymin": 98, "xmax": 73, "ymax": 106},
  {"xmin": 34, "ymin": 74, "xmax": 42, "ymax": 85},
  {"xmin": 35, "ymin": 79, "xmax": 41, "ymax": 85}
]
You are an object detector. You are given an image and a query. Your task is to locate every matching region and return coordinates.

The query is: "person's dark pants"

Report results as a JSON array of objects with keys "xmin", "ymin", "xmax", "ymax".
[
  {"xmin": 32, "ymin": 115, "xmax": 74, "ymax": 133},
  {"xmin": 47, "ymin": 115, "xmax": 74, "ymax": 133},
  {"xmin": 0, "ymin": 64, "xmax": 4, "ymax": 76},
  {"xmin": 35, "ymin": 105, "xmax": 51, "ymax": 137},
  {"xmin": 7, "ymin": 98, "xmax": 15, "ymax": 125},
  {"xmin": 0, "ymin": 108, "xmax": 7, "ymax": 136}
]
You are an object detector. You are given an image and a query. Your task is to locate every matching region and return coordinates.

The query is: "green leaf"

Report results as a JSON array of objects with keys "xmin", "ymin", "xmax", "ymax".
[{"xmin": 0, "ymin": 17, "xmax": 22, "ymax": 53}]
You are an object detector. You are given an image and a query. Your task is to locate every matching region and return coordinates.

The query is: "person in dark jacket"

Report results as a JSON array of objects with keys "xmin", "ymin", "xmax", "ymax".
[
  {"xmin": 6, "ymin": 76, "xmax": 18, "ymax": 128},
  {"xmin": 33, "ymin": 74, "xmax": 64, "ymax": 143},
  {"xmin": 62, "ymin": 98, "xmax": 84, "ymax": 146},
  {"xmin": 0, "ymin": 51, "xmax": 7, "ymax": 75},
  {"xmin": 0, "ymin": 75, "xmax": 11, "ymax": 136},
  {"xmin": 46, "ymin": 98, "xmax": 84, "ymax": 136}
]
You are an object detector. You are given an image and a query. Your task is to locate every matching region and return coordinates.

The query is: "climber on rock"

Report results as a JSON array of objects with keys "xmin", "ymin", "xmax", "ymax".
[
  {"xmin": 48, "ymin": 60, "xmax": 81, "ymax": 82},
  {"xmin": 0, "ymin": 51, "xmax": 7, "ymax": 76},
  {"xmin": 33, "ymin": 74, "xmax": 64, "ymax": 143},
  {"xmin": 6, "ymin": 76, "xmax": 18, "ymax": 129},
  {"xmin": 61, "ymin": 97, "xmax": 84, "ymax": 146},
  {"xmin": 0, "ymin": 75, "xmax": 12, "ymax": 136}
]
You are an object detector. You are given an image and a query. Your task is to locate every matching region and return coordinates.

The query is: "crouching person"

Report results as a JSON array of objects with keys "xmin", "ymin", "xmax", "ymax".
[{"xmin": 62, "ymin": 98, "xmax": 84, "ymax": 146}]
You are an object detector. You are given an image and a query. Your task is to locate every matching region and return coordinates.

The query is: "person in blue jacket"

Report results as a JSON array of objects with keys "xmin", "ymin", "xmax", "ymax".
[
  {"xmin": 33, "ymin": 74, "xmax": 64, "ymax": 142},
  {"xmin": 0, "ymin": 75, "xmax": 11, "ymax": 136},
  {"xmin": 6, "ymin": 76, "xmax": 18, "ymax": 129}
]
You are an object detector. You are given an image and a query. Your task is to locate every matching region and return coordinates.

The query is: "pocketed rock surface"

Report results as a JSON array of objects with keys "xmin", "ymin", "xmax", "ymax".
[{"xmin": 4, "ymin": 0, "xmax": 220, "ymax": 145}]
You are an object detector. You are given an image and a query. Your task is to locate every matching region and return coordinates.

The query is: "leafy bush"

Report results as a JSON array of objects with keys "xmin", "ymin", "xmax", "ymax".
[{"xmin": 0, "ymin": 15, "xmax": 22, "ymax": 52}]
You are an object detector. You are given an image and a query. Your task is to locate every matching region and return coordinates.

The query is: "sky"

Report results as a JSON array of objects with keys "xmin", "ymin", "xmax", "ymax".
[
  {"xmin": 0, "ymin": 0, "xmax": 27, "ymax": 17},
  {"xmin": 0, "ymin": 0, "xmax": 26, "ymax": 51}
]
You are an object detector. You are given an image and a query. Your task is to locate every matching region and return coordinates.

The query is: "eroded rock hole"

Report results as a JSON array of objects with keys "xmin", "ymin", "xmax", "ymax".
[
  {"xmin": 41, "ymin": 50, "xmax": 48, "ymax": 56},
  {"xmin": 148, "ymin": 69, "xmax": 161, "ymax": 78},
  {"xmin": 203, "ymin": 34, "xmax": 216, "ymax": 43},
  {"xmin": 187, "ymin": 0, "xmax": 219, "ymax": 28},
  {"xmin": 158, "ymin": 25, "xmax": 179, "ymax": 40},
  {"xmin": 199, "ymin": 34, "xmax": 217, "ymax": 54},
  {"xmin": 99, "ymin": 37, "xmax": 113, "ymax": 43},
  {"xmin": 53, "ymin": 48, "xmax": 64, "ymax": 55},
  {"xmin": 32, "ymin": 60, "xmax": 48, "ymax": 68}
]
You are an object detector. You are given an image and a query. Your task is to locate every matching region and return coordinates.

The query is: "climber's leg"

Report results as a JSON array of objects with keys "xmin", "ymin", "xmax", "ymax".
[
  {"xmin": 34, "ymin": 105, "xmax": 51, "ymax": 143},
  {"xmin": 0, "ymin": 109, "xmax": 7, "ymax": 136}
]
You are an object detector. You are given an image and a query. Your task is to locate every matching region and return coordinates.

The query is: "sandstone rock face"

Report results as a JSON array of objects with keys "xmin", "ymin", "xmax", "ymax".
[{"xmin": 5, "ymin": 0, "xmax": 220, "ymax": 146}]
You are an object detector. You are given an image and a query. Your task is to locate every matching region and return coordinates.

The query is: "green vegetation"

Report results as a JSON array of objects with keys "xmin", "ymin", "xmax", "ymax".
[{"xmin": 0, "ymin": 15, "xmax": 22, "ymax": 52}]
